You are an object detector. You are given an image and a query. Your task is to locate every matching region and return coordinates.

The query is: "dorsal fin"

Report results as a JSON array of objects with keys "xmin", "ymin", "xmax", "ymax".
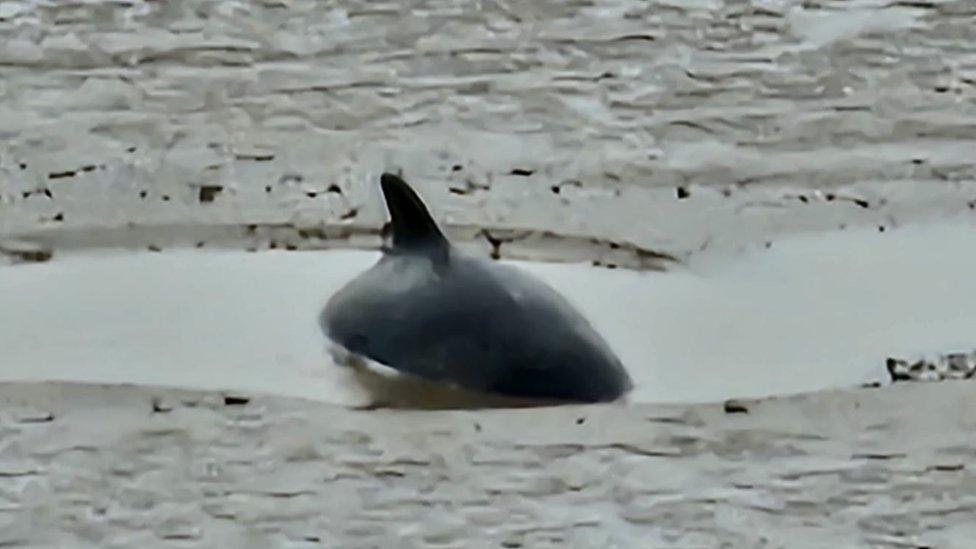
[{"xmin": 380, "ymin": 173, "xmax": 449, "ymax": 262}]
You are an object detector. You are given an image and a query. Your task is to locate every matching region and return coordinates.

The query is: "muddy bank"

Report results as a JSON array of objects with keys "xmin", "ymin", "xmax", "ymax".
[
  {"xmin": 2, "ymin": 0, "xmax": 976, "ymax": 264},
  {"xmin": 0, "ymin": 380, "xmax": 973, "ymax": 547}
]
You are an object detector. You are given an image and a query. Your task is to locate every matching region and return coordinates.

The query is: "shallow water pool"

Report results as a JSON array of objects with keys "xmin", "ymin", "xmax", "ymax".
[{"xmin": 2, "ymin": 217, "xmax": 975, "ymax": 405}]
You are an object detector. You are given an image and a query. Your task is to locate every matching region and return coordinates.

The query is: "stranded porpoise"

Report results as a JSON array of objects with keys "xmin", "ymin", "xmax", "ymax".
[{"xmin": 320, "ymin": 173, "xmax": 632, "ymax": 403}]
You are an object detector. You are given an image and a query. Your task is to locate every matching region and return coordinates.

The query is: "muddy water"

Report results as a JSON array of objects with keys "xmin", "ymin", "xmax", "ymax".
[{"xmin": 3, "ymin": 216, "xmax": 974, "ymax": 405}]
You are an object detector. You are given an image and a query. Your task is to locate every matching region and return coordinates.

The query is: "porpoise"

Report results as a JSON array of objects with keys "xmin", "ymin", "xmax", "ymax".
[{"xmin": 320, "ymin": 173, "xmax": 632, "ymax": 403}]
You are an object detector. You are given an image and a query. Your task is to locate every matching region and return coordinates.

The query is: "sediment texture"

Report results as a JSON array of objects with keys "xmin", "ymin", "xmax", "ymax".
[
  {"xmin": 2, "ymin": 0, "xmax": 975, "ymax": 264},
  {"xmin": 0, "ymin": 381, "xmax": 974, "ymax": 548}
]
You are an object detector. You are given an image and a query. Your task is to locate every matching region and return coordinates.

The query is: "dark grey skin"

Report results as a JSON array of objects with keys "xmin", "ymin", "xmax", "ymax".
[{"xmin": 320, "ymin": 173, "xmax": 633, "ymax": 403}]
